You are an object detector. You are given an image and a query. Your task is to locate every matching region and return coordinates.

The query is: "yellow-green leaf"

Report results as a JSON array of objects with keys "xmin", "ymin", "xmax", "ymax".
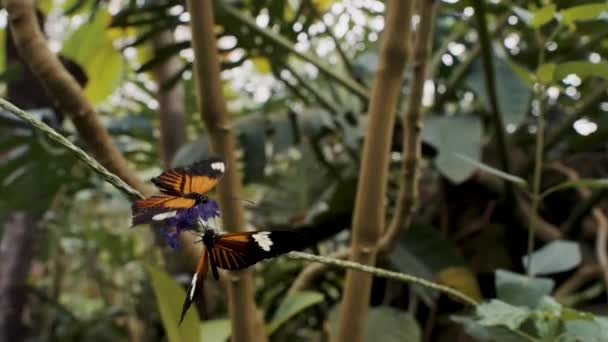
[
  {"xmin": 267, "ymin": 291, "xmax": 324, "ymax": 334},
  {"xmin": 561, "ymin": 4, "xmax": 608, "ymax": 30},
  {"xmin": 531, "ymin": 4, "xmax": 556, "ymax": 28},
  {"xmin": 251, "ymin": 56, "xmax": 271, "ymax": 74},
  {"xmin": 537, "ymin": 63, "xmax": 556, "ymax": 84},
  {"xmin": 61, "ymin": 11, "xmax": 124, "ymax": 104},
  {"xmin": 201, "ymin": 319, "xmax": 231, "ymax": 342},
  {"xmin": 436, "ymin": 266, "xmax": 483, "ymax": 302},
  {"xmin": 145, "ymin": 264, "xmax": 200, "ymax": 342}
]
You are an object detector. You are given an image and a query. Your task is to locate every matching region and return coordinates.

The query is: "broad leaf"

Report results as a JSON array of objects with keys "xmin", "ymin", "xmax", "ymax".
[
  {"xmin": 476, "ymin": 300, "xmax": 530, "ymax": 330},
  {"xmin": 390, "ymin": 225, "xmax": 479, "ymax": 305},
  {"xmin": 466, "ymin": 57, "xmax": 532, "ymax": 128},
  {"xmin": 454, "ymin": 154, "xmax": 527, "ymax": 187},
  {"xmin": 61, "ymin": 11, "xmax": 123, "ymax": 104},
  {"xmin": 495, "ymin": 269, "xmax": 554, "ymax": 308},
  {"xmin": 522, "ymin": 240, "xmax": 581, "ymax": 276},
  {"xmin": 560, "ymin": 4, "xmax": 608, "ymax": 29},
  {"xmin": 200, "ymin": 319, "xmax": 231, "ymax": 342},
  {"xmin": 267, "ymin": 291, "xmax": 324, "ymax": 334},
  {"xmin": 145, "ymin": 264, "xmax": 200, "ymax": 342},
  {"xmin": 422, "ymin": 115, "xmax": 482, "ymax": 183},
  {"xmin": 328, "ymin": 305, "xmax": 421, "ymax": 342},
  {"xmin": 531, "ymin": 4, "xmax": 556, "ymax": 28}
]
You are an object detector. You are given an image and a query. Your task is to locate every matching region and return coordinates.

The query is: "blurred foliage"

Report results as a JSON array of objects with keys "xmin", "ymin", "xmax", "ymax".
[{"xmin": 2, "ymin": 0, "xmax": 608, "ymax": 341}]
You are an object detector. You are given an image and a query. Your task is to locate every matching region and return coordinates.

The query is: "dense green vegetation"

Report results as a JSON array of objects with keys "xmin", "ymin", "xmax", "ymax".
[{"xmin": 2, "ymin": 0, "xmax": 608, "ymax": 341}]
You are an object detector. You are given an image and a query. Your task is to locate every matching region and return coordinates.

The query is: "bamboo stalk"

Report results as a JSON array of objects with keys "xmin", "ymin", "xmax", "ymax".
[
  {"xmin": 185, "ymin": 0, "xmax": 265, "ymax": 340},
  {"xmin": 379, "ymin": 0, "xmax": 438, "ymax": 252},
  {"xmin": 335, "ymin": 1, "xmax": 414, "ymax": 341}
]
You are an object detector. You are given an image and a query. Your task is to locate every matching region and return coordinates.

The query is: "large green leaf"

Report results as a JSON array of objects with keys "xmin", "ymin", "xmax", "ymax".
[
  {"xmin": 145, "ymin": 264, "xmax": 200, "ymax": 342},
  {"xmin": 522, "ymin": 240, "xmax": 581, "ymax": 276},
  {"xmin": 422, "ymin": 115, "xmax": 482, "ymax": 183},
  {"xmin": 200, "ymin": 319, "xmax": 231, "ymax": 342},
  {"xmin": 560, "ymin": 4, "xmax": 608, "ymax": 29},
  {"xmin": 465, "ymin": 57, "xmax": 532, "ymax": 128},
  {"xmin": 495, "ymin": 269, "xmax": 554, "ymax": 308},
  {"xmin": 390, "ymin": 225, "xmax": 480, "ymax": 305},
  {"xmin": 476, "ymin": 300, "xmax": 530, "ymax": 330},
  {"xmin": 266, "ymin": 291, "xmax": 324, "ymax": 334},
  {"xmin": 61, "ymin": 11, "xmax": 123, "ymax": 104},
  {"xmin": 328, "ymin": 305, "xmax": 421, "ymax": 342}
]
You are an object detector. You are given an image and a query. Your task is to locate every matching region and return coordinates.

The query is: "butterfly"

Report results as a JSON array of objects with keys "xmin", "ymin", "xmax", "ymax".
[
  {"xmin": 131, "ymin": 157, "xmax": 226, "ymax": 226},
  {"xmin": 180, "ymin": 225, "xmax": 301, "ymax": 323}
]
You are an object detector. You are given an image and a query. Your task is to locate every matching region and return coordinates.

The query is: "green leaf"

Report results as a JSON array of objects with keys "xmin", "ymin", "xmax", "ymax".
[
  {"xmin": 541, "ymin": 178, "xmax": 608, "ymax": 198},
  {"xmin": 561, "ymin": 4, "xmax": 608, "ymax": 29},
  {"xmin": 562, "ymin": 318, "xmax": 608, "ymax": 341},
  {"xmin": 328, "ymin": 306, "xmax": 421, "ymax": 342},
  {"xmin": 495, "ymin": 269, "xmax": 554, "ymax": 308},
  {"xmin": 531, "ymin": 4, "xmax": 556, "ymax": 28},
  {"xmin": 422, "ymin": 115, "xmax": 482, "ymax": 183},
  {"xmin": 554, "ymin": 61, "xmax": 608, "ymax": 81},
  {"xmin": 522, "ymin": 240, "xmax": 581, "ymax": 276},
  {"xmin": 266, "ymin": 291, "xmax": 324, "ymax": 334},
  {"xmin": 237, "ymin": 115, "xmax": 267, "ymax": 183},
  {"xmin": 476, "ymin": 300, "xmax": 530, "ymax": 330},
  {"xmin": 364, "ymin": 307, "xmax": 421, "ymax": 342},
  {"xmin": 452, "ymin": 316, "xmax": 524, "ymax": 342},
  {"xmin": 61, "ymin": 11, "xmax": 124, "ymax": 104},
  {"xmin": 466, "ymin": 56, "xmax": 532, "ymax": 128},
  {"xmin": 454, "ymin": 154, "xmax": 528, "ymax": 187},
  {"xmin": 533, "ymin": 297, "xmax": 562, "ymax": 338},
  {"xmin": 512, "ymin": 7, "xmax": 533, "ymax": 26},
  {"xmin": 200, "ymin": 319, "xmax": 231, "ymax": 342},
  {"xmin": 537, "ymin": 63, "xmax": 556, "ymax": 84},
  {"xmin": 145, "ymin": 264, "xmax": 200, "ymax": 342},
  {"xmin": 390, "ymin": 224, "xmax": 480, "ymax": 304}
]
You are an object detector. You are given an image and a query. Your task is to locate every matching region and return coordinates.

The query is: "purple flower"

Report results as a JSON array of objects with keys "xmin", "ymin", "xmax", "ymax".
[
  {"xmin": 159, "ymin": 228, "xmax": 181, "ymax": 249},
  {"xmin": 159, "ymin": 198, "xmax": 220, "ymax": 249}
]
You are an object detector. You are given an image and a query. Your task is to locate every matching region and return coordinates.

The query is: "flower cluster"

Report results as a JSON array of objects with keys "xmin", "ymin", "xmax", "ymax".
[{"xmin": 158, "ymin": 198, "xmax": 220, "ymax": 249}]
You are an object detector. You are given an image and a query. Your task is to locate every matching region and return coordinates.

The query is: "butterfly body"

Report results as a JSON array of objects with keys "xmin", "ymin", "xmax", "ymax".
[
  {"xmin": 131, "ymin": 157, "xmax": 226, "ymax": 226},
  {"xmin": 180, "ymin": 228, "xmax": 302, "ymax": 323}
]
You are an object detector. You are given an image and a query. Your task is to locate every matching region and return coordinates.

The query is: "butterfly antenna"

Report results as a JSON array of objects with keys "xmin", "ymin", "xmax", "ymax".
[{"xmin": 227, "ymin": 196, "xmax": 257, "ymax": 206}]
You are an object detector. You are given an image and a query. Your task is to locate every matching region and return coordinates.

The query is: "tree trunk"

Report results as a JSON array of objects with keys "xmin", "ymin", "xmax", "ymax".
[
  {"xmin": 185, "ymin": 1, "xmax": 266, "ymax": 341},
  {"xmin": 335, "ymin": 1, "xmax": 413, "ymax": 341},
  {"xmin": 0, "ymin": 212, "xmax": 38, "ymax": 342}
]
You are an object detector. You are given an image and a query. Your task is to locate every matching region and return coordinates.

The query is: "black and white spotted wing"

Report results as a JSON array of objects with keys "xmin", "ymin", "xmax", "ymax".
[
  {"xmin": 209, "ymin": 231, "xmax": 300, "ymax": 271},
  {"xmin": 179, "ymin": 230, "xmax": 300, "ymax": 324}
]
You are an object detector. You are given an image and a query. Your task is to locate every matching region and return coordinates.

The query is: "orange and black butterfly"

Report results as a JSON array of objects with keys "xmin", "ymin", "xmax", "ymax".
[
  {"xmin": 180, "ymin": 227, "xmax": 301, "ymax": 323},
  {"xmin": 131, "ymin": 157, "xmax": 226, "ymax": 226}
]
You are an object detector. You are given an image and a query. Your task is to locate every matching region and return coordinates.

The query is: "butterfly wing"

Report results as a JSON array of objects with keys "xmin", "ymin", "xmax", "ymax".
[
  {"xmin": 131, "ymin": 195, "xmax": 196, "ymax": 226},
  {"xmin": 180, "ymin": 248, "xmax": 209, "ymax": 324},
  {"xmin": 211, "ymin": 231, "xmax": 301, "ymax": 270},
  {"xmin": 152, "ymin": 157, "xmax": 226, "ymax": 196}
]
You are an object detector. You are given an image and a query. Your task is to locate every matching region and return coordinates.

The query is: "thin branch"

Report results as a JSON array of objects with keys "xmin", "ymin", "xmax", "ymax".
[
  {"xmin": 0, "ymin": 98, "xmax": 142, "ymax": 200},
  {"xmin": 186, "ymin": 0, "xmax": 264, "ymax": 340},
  {"xmin": 593, "ymin": 208, "xmax": 608, "ymax": 295},
  {"xmin": 433, "ymin": 13, "xmax": 509, "ymax": 108},
  {"xmin": 554, "ymin": 264, "xmax": 601, "ymax": 299},
  {"xmin": 287, "ymin": 248, "xmax": 349, "ymax": 295},
  {"xmin": 306, "ymin": 0, "xmax": 357, "ymax": 81},
  {"xmin": 218, "ymin": 3, "xmax": 369, "ymax": 101},
  {"xmin": 280, "ymin": 61, "xmax": 341, "ymax": 114},
  {"xmin": 287, "ymin": 251, "xmax": 480, "ymax": 307},
  {"xmin": 336, "ymin": 0, "xmax": 414, "ymax": 340},
  {"xmin": 472, "ymin": 0, "xmax": 512, "ymax": 179},
  {"xmin": 379, "ymin": 0, "xmax": 438, "ymax": 253},
  {"xmin": 563, "ymin": 189, "xmax": 608, "ymax": 234},
  {"xmin": 543, "ymin": 80, "xmax": 608, "ymax": 152},
  {"xmin": 3, "ymin": 0, "xmax": 148, "ymax": 193},
  {"xmin": 152, "ymin": 29, "xmax": 187, "ymax": 169}
]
